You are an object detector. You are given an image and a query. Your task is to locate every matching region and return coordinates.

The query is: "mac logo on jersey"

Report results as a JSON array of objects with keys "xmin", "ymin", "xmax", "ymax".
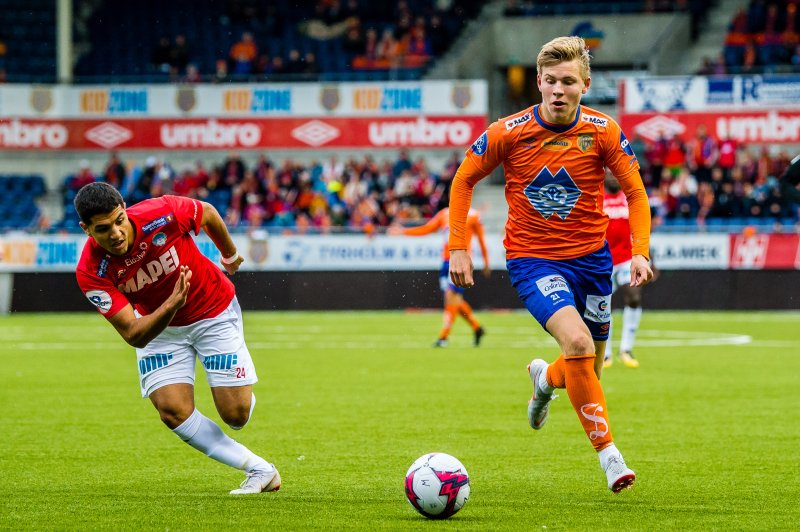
[
  {"xmin": 525, "ymin": 166, "xmax": 582, "ymax": 220},
  {"xmin": 470, "ymin": 132, "xmax": 488, "ymax": 156}
]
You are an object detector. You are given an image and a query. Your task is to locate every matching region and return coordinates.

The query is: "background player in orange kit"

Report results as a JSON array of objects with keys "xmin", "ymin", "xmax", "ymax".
[
  {"xmin": 447, "ymin": 36, "xmax": 653, "ymax": 492},
  {"xmin": 74, "ymin": 182, "xmax": 280, "ymax": 495},
  {"xmin": 602, "ymin": 173, "xmax": 656, "ymax": 369},
  {"xmin": 391, "ymin": 207, "xmax": 491, "ymax": 347}
]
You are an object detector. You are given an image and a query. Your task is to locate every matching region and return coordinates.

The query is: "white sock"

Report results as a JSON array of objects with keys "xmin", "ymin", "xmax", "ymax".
[
  {"xmin": 604, "ymin": 319, "xmax": 613, "ymax": 359},
  {"xmin": 228, "ymin": 393, "xmax": 257, "ymax": 431},
  {"xmin": 173, "ymin": 409, "xmax": 273, "ymax": 473},
  {"xmin": 619, "ymin": 307, "xmax": 642, "ymax": 353},
  {"xmin": 538, "ymin": 369, "xmax": 554, "ymax": 395}
]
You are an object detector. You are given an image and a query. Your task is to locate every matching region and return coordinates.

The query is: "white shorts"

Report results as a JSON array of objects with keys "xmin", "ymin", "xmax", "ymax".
[
  {"xmin": 135, "ymin": 297, "xmax": 258, "ymax": 397},
  {"xmin": 611, "ymin": 259, "xmax": 632, "ymax": 294}
]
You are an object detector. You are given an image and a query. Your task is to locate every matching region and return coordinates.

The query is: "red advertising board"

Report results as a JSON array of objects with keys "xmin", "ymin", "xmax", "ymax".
[
  {"xmin": 0, "ymin": 116, "xmax": 487, "ymax": 150},
  {"xmin": 620, "ymin": 110, "xmax": 800, "ymax": 144},
  {"xmin": 729, "ymin": 233, "xmax": 800, "ymax": 269}
]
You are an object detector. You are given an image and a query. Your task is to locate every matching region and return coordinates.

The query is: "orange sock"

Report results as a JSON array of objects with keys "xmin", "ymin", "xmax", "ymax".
[
  {"xmin": 458, "ymin": 301, "xmax": 481, "ymax": 330},
  {"xmin": 546, "ymin": 354, "xmax": 566, "ymax": 389},
  {"xmin": 564, "ymin": 355, "xmax": 614, "ymax": 451},
  {"xmin": 438, "ymin": 304, "xmax": 459, "ymax": 339}
]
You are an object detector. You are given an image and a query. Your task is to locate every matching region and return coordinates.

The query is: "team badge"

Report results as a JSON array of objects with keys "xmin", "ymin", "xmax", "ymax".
[
  {"xmin": 176, "ymin": 87, "xmax": 196, "ymax": 113},
  {"xmin": 30, "ymin": 88, "xmax": 53, "ymax": 113},
  {"xmin": 320, "ymin": 86, "xmax": 340, "ymax": 111},
  {"xmin": 152, "ymin": 232, "xmax": 167, "ymax": 246},
  {"xmin": 451, "ymin": 84, "xmax": 472, "ymax": 109},
  {"xmin": 524, "ymin": 166, "xmax": 582, "ymax": 220},
  {"xmin": 578, "ymin": 133, "xmax": 594, "ymax": 153},
  {"xmin": 249, "ymin": 237, "xmax": 269, "ymax": 265}
]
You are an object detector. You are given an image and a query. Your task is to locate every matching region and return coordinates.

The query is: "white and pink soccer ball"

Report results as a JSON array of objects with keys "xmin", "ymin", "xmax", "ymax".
[{"xmin": 404, "ymin": 452, "xmax": 470, "ymax": 519}]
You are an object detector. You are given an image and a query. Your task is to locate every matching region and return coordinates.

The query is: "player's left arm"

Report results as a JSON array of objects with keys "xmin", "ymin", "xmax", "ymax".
[{"xmin": 199, "ymin": 201, "xmax": 242, "ymax": 275}]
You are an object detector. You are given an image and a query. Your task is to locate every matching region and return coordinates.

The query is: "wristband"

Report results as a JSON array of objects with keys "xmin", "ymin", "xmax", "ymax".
[{"xmin": 221, "ymin": 252, "xmax": 239, "ymax": 265}]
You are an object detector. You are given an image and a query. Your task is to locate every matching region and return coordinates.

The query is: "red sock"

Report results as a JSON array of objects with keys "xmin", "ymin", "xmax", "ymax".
[{"xmin": 564, "ymin": 355, "xmax": 614, "ymax": 451}]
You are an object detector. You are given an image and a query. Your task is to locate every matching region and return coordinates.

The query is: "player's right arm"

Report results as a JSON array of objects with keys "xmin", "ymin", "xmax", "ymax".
[
  {"xmin": 449, "ymin": 124, "xmax": 506, "ymax": 288},
  {"xmin": 106, "ymin": 266, "xmax": 192, "ymax": 348}
]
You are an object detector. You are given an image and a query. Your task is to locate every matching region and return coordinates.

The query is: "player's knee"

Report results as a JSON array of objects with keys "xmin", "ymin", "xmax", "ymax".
[
  {"xmin": 222, "ymin": 405, "xmax": 251, "ymax": 430},
  {"xmin": 158, "ymin": 407, "xmax": 193, "ymax": 430},
  {"xmin": 561, "ymin": 330, "xmax": 595, "ymax": 357}
]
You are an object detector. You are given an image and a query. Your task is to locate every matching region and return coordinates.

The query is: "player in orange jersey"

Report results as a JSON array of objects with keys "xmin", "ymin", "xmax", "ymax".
[
  {"xmin": 391, "ymin": 207, "xmax": 491, "ymax": 347},
  {"xmin": 448, "ymin": 36, "xmax": 653, "ymax": 493}
]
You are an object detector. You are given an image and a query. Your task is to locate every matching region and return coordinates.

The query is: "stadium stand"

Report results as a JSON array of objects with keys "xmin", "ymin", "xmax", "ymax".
[
  {"xmin": 0, "ymin": 175, "xmax": 46, "ymax": 230},
  {"xmin": 0, "ymin": 0, "xmax": 56, "ymax": 82}
]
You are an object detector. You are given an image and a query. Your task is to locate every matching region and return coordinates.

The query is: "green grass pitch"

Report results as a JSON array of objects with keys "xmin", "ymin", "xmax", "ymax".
[{"xmin": 1, "ymin": 310, "xmax": 798, "ymax": 530}]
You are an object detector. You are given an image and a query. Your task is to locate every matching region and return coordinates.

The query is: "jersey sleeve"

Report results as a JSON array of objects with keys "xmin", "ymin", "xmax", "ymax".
[
  {"xmin": 603, "ymin": 122, "xmax": 650, "ymax": 259},
  {"xmin": 163, "ymin": 195, "xmax": 203, "ymax": 236},
  {"xmin": 449, "ymin": 123, "xmax": 506, "ymax": 250},
  {"xmin": 76, "ymin": 267, "xmax": 130, "ymax": 319}
]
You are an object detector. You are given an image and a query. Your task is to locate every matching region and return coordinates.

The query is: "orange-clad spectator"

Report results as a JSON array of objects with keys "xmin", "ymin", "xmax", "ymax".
[{"xmin": 229, "ymin": 32, "xmax": 258, "ymax": 74}]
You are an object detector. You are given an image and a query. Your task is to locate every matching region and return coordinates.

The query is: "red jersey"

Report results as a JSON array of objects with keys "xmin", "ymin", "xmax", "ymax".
[
  {"xmin": 603, "ymin": 190, "xmax": 632, "ymax": 266},
  {"xmin": 449, "ymin": 104, "xmax": 650, "ymax": 261},
  {"xmin": 76, "ymin": 195, "xmax": 235, "ymax": 326},
  {"xmin": 402, "ymin": 207, "xmax": 489, "ymax": 264}
]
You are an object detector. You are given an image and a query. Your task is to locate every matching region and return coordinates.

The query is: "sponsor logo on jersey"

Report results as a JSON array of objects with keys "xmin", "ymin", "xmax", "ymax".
[
  {"xmin": 525, "ymin": 166, "xmax": 582, "ymax": 220},
  {"xmin": 152, "ymin": 232, "xmax": 167, "ymax": 246},
  {"xmin": 139, "ymin": 353, "xmax": 173, "ymax": 375},
  {"xmin": 578, "ymin": 133, "xmax": 594, "ymax": 153},
  {"xmin": 505, "ymin": 112, "xmax": 531, "ymax": 130},
  {"xmin": 118, "ymin": 246, "xmax": 180, "ymax": 294},
  {"xmin": 542, "ymin": 137, "xmax": 571, "ymax": 151},
  {"xmin": 85, "ymin": 289, "xmax": 112, "ymax": 313},
  {"xmin": 470, "ymin": 131, "xmax": 488, "ymax": 156},
  {"xmin": 141, "ymin": 214, "xmax": 175, "ymax": 235},
  {"xmin": 581, "ymin": 113, "xmax": 608, "ymax": 127},
  {"xmin": 97, "ymin": 255, "xmax": 110, "ymax": 278},
  {"xmin": 535, "ymin": 275, "xmax": 570, "ymax": 295},
  {"xmin": 124, "ymin": 249, "xmax": 147, "ymax": 267},
  {"xmin": 583, "ymin": 294, "xmax": 612, "ymax": 322}
]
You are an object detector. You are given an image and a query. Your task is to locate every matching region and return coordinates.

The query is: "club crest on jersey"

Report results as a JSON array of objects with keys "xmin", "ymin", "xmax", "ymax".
[
  {"xmin": 152, "ymin": 232, "xmax": 167, "ymax": 246},
  {"xmin": 141, "ymin": 213, "xmax": 175, "ymax": 235},
  {"xmin": 581, "ymin": 113, "xmax": 608, "ymax": 127},
  {"xmin": 470, "ymin": 132, "xmax": 488, "ymax": 156},
  {"xmin": 542, "ymin": 137, "xmax": 570, "ymax": 151},
  {"xmin": 578, "ymin": 133, "xmax": 594, "ymax": 152},
  {"xmin": 525, "ymin": 166, "xmax": 582, "ymax": 220},
  {"xmin": 505, "ymin": 112, "xmax": 531, "ymax": 130}
]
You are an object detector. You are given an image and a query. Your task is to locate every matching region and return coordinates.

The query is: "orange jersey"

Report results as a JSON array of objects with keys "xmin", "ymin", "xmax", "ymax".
[
  {"xmin": 403, "ymin": 207, "xmax": 489, "ymax": 264},
  {"xmin": 449, "ymin": 104, "xmax": 650, "ymax": 261}
]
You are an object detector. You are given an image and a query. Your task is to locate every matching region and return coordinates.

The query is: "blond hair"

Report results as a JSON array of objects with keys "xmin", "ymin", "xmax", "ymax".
[{"xmin": 536, "ymin": 36, "xmax": 591, "ymax": 80}]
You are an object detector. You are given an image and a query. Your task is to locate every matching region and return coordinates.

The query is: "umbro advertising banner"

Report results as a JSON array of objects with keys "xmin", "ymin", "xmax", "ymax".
[{"xmin": 0, "ymin": 116, "xmax": 487, "ymax": 150}]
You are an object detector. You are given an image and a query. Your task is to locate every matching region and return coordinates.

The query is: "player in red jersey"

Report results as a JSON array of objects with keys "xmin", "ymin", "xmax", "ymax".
[
  {"xmin": 74, "ymin": 182, "xmax": 280, "ymax": 495},
  {"xmin": 391, "ymin": 207, "xmax": 490, "ymax": 347},
  {"xmin": 448, "ymin": 36, "xmax": 653, "ymax": 492},
  {"xmin": 602, "ymin": 173, "xmax": 653, "ymax": 369}
]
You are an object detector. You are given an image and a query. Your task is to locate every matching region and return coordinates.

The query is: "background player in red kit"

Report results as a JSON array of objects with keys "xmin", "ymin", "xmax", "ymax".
[
  {"xmin": 390, "ymin": 207, "xmax": 490, "ymax": 347},
  {"xmin": 602, "ymin": 173, "xmax": 654, "ymax": 369},
  {"xmin": 75, "ymin": 182, "xmax": 279, "ymax": 495},
  {"xmin": 448, "ymin": 36, "xmax": 653, "ymax": 492}
]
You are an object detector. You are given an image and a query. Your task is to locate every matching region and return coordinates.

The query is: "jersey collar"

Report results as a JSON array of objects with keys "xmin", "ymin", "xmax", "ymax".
[{"xmin": 533, "ymin": 104, "xmax": 581, "ymax": 133}]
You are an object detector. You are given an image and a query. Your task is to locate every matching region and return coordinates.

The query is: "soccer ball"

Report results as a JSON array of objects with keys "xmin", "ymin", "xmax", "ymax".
[{"xmin": 404, "ymin": 452, "xmax": 470, "ymax": 519}]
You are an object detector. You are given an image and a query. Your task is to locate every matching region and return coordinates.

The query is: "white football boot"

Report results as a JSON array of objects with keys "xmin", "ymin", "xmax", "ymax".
[
  {"xmin": 599, "ymin": 445, "xmax": 636, "ymax": 493},
  {"xmin": 527, "ymin": 359, "xmax": 556, "ymax": 430},
  {"xmin": 230, "ymin": 468, "xmax": 281, "ymax": 495}
]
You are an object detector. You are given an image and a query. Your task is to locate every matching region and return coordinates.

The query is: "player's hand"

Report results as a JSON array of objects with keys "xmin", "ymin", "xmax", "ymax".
[
  {"xmin": 169, "ymin": 266, "xmax": 192, "ymax": 309},
  {"xmin": 630, "ymin": 255, "xmax": 653, "ymax": 287},
  {"xmin": 221, "ymin": 254, "xmax": 244, "ymax": 275},
  {"xmin": 449, "ymin": 250, "xmax": 474, "ymax": 288}
]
